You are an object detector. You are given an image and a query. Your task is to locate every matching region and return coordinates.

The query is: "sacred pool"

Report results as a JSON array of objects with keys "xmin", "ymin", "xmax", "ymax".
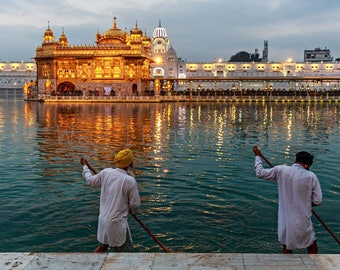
[{"xmin": 0, "ymin": 99, "xmax": 339, "ymax": 254}]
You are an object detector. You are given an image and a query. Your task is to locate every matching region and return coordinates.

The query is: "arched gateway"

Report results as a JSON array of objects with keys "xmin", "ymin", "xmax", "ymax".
[{"xmin": 57, "ymin": 82, "xmax": 76, "ymax": 95}]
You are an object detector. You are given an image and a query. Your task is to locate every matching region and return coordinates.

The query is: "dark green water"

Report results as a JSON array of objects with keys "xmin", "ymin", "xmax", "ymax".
[{"xmin": 0, "ymin": 100, "xmax": 339, "ymax": 253}]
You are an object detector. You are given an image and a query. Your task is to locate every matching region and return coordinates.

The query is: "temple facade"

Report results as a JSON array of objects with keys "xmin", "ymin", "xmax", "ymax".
[{"xmin": 34, "ymin": 18, "xmax": 153, "ymax": 97}]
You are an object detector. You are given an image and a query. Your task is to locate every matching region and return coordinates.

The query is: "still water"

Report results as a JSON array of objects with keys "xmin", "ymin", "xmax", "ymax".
[{"xmin": 0, "ymin": 99, "xmax": 339, "ymax": 254}]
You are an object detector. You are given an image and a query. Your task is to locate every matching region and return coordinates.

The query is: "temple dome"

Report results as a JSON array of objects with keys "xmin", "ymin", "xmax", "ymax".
[
  {"xmin": 58, "ymin": 28, "xmax": 68, "ymax": 46},
  {"xmin": 131, "ymin": 21, "xmax": 143, "ymax": 35},
  {"xmin": 44, "ymin": 22, "xmax": 54, "ymax": 37},
  {"xmin": 43, "ymin": 22, "xmax": 55, "ymax": 44},
  {"xmin": 100, "ymin": 17, "xmax": 126, "ymax": 43},
  {"xmin": 152, "ymin": 20, "xmax": 167, "ymax": 38},
  {"xmin": 167, "ymin": 46, "xmax": 177, "ymax": 56}
]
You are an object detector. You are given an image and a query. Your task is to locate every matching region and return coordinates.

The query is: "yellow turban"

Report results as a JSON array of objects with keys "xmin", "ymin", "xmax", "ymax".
[{"xmin": 114, "ymin": 149, "xmax": 133, "ymax": 169}]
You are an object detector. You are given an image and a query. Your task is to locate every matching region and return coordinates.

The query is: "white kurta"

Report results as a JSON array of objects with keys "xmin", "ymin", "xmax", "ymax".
[
  {"xmin": 82, "ymin": 165, "xmax": 141, "ymax": 247},
  {"xmin": 254, "ymin": 156, "xmax": 322, "ymax": 250}
]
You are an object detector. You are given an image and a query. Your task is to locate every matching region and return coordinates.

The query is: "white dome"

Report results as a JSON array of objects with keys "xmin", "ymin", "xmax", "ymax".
[{"xmin": 152, "ymin": 20, "xmax": 167, "ymax": 38}]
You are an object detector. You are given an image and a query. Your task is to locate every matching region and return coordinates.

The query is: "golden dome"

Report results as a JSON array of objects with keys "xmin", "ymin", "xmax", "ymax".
[
  {"xmin": 43, "ymin": 21, "xmax": 55, "ymax": 44},
  {"xmin": 58, "ymin": 27, "xmax": 68, "ymax": 46},
  {"xmin": 44, "ymin": 23, "xmax": 54, "ymax": 37},
  {"xmin": 131, "ymin": 21, "xmax": 143, "ymax": 35},
  {"xmin": 100, "ymin": 17, "xmax": 126, "ymax": 43}
]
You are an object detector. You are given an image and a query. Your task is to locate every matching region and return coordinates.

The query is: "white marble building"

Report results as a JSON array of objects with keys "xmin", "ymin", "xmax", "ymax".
[{"xmin": 0, "ymin": 61, "xmax": 36, "ymax": 98}]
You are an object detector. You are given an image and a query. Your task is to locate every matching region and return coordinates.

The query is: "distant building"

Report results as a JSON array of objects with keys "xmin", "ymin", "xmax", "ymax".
[
  {"xmin": 151, "ymin": 24, "xmax": 340, "ymax": 92},
  {"xmin": 0, "ymin": 61, "xmax": 36, "ymax": 98},
  {"xmin": 150, "ymin": 20, "xmax": 187, "ymax": 93},
  {"xmin": 262, "ymin": 40, "xmax": 268, "ymax": 62},
  {"xmin": 304, "ymin": 47, "xmax": 333, "ymax": 62}
]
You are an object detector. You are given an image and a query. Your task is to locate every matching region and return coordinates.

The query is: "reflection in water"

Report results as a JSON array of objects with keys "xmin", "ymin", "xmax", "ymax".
[{"xmin": 1, "ymin": 100, "xmax": 339, "ymax": 253}]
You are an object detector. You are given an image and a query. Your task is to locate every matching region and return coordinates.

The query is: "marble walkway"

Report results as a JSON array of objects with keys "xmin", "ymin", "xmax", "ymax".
[{"xmin": 1, "ymin": 253, "xmax": 339, "ymax": 270}]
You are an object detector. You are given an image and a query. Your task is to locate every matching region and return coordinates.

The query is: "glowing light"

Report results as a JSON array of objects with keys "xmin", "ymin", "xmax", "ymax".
[{"xmin": 155, "ymin": 57, "xmax": 162, "ymax": 64}]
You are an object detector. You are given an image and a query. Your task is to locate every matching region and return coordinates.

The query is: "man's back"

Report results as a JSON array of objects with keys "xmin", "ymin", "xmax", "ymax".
[
  {"xmin": 267, "ymin": 163, "xmax": 322, "ymax": 249},
  {"xmin": 98, "ymin": 168, "xmax": 139, "ymax": 222}
]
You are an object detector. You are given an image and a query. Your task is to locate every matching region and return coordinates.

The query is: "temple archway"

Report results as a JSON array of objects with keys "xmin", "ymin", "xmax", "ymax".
[
  {"xmin": 132, "ymin": 84, "xmax": 138, "ymax": 96},
  {"xmin": 57, "ymin": 82, "xmax": 76, "ymax": 95}
]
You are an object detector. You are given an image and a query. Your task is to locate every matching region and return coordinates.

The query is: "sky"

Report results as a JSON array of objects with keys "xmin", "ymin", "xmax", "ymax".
[{"xmin": 0, "ymin": 0, "xmax": 340, "ymax": 63}]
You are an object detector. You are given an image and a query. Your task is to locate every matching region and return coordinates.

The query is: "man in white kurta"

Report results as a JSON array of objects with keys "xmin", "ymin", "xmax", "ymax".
[
  {"xmin": 81, "ymin": 149, "xmax": 140, "ymax": 252},
  {"xmin": 253, "ymin": 146, "xmax": 322, "ymax": 254}
]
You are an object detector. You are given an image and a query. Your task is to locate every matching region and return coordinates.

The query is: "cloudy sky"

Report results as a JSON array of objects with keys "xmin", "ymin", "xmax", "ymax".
[{"xmin": 0, "ymin": 0, "xmax": 340, "ymax": 63}]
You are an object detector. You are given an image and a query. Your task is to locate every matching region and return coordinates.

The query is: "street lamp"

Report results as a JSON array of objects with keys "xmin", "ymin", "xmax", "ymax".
[
  {"xmin": 239, "ymin": 80, "xmax": 242, "ymax": 97},
  {"xmin": 264, "ymin": 82, "xmax": 268, "ymax": 98},
  {"xmin": 190, "ymin": 81, "xmax": 193, "ymax": 99},
  {"xmin": 306, "ymin": 84, "xmax": 310, "ymax": 98},
  {"xmin": 232, "ymin": 84, "xmax": 236, "ymax": 98}
]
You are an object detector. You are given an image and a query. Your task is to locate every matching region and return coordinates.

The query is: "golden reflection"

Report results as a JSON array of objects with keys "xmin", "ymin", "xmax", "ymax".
[
  {"xmin": 230, "ymin": 104, "xmax": 236, "ymax": 123},
  {"xmin": 286, "ymin": 111, "xmax": 292, "ymax": 142},
  {"xmin": 215, "ymin": 107, "xmax": 225, "ymax": 153},
  {"xmin": 197, "ymin": 104, "xmax": 201, "ymax": 122},
  {"xmin": 20, "ymin": 101, "xmax": 340, "ymax": 228},
  {"xmin": 22, "ymin": 101, "xmax": 340, "ymax": 178}
]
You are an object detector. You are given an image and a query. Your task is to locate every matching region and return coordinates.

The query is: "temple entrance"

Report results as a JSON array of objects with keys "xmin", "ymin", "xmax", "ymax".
[
  {"xmin": 56, "ymin": 82, "xmax": 81, "ymax": 96},
  {"xmin": 132, "ymin": 84, "xmax": 138, "ymax": 96}
]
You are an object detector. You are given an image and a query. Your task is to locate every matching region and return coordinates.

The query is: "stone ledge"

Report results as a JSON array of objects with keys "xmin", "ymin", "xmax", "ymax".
[{"xmin": 1, "ymin": 253, "xmax": 339, "ymax": 270}]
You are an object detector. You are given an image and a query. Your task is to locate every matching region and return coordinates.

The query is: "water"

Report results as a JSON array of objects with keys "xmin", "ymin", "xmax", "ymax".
[{"xmin": 0, "ymin": 99, "xmax": 339, "ymax": 254}]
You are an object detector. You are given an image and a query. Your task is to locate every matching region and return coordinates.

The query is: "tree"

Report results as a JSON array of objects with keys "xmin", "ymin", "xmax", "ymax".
[
  {"xmin": 229, "ymin": 51, "xmax": 251, "ymax": 62},
  {"xmin": 229, "ymin": 51, "xmax": 262, "ymax": 62}
]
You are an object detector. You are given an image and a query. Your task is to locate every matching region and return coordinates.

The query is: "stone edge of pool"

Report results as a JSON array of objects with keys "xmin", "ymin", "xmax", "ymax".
[{"xmin": 1, "ymin": 252, "xmax": 339, "ymax": 270}]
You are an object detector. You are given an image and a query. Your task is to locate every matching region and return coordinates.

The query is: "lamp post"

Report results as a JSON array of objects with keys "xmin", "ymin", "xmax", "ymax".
[
  {"xmin": 232, "ymin": 84, "xmax": 236, "ymax": 98},
  {"xmin": 189, "ymin": 80, "xmax": 193, "ymax": 100},
  {"xmin": 239, "ymin": 80, "xmax": 242, "ymax": 98},
  {"xmin": 307, "ymin": 84, "xmax": 310, "ymax": 98},
  {"xmin": 166, "ymin": 81, "xmax": 172, "ymax": 96},
  {"xmin": 264, "ymin": 82, "xmax": 268, "ymax": 98}
]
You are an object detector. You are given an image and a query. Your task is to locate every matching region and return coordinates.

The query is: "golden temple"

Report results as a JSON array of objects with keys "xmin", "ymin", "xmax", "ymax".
[{"xmin": 34, "ymin": 18, "xmax": 153, "ymax": 97}]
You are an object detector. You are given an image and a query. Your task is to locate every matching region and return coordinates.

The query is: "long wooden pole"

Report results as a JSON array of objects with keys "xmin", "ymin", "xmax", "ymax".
[
  {"xmin": 83, "ymin": 160, "xmax": 171, "ymax": 252},
  {"xmin": 132, "ymin": 214, "xmax": 170, "ymax": 252},
  {"xmin": 256, "ymin": 148, "xmax": 340, "ymax": 245}
]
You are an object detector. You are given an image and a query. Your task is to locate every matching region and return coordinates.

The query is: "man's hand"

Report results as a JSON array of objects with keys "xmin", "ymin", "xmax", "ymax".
[
  {"xmin": 80, "ymin": 157, "xmax": 88, "ymax": 166},
  {"xmin": 253, "ymin": 146, "xmax": 262, "ymax": 156}
]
